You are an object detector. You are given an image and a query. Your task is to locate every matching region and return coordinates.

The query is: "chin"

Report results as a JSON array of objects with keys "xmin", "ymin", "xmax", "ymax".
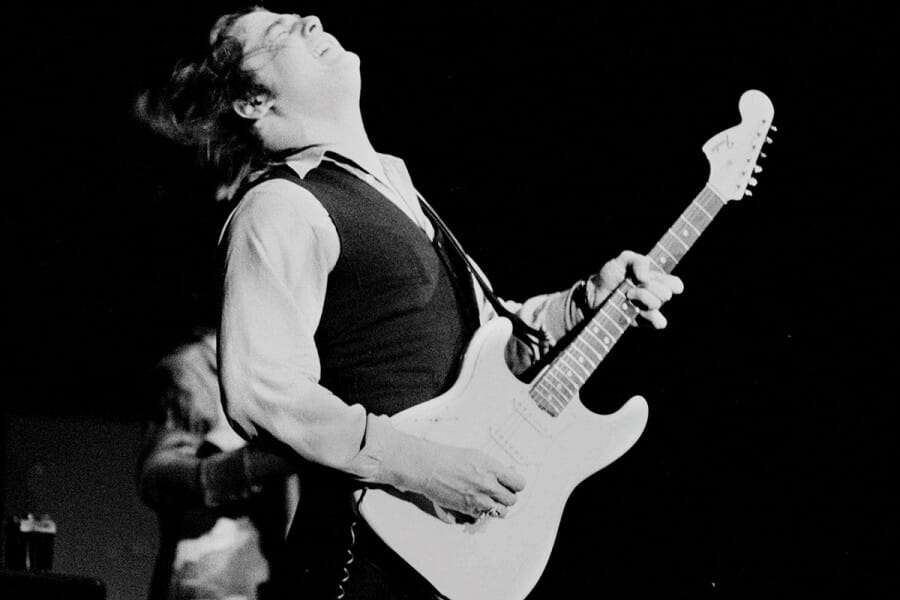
[{"xmin": 343, "ymin": 50, "xmax": 361, "ymax": 69}]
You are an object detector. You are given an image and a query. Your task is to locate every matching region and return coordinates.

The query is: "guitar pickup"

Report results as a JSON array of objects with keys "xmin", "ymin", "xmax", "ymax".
[{"xmin": 488, "ymin": 425, "xmax": 528, "ymax": 464}]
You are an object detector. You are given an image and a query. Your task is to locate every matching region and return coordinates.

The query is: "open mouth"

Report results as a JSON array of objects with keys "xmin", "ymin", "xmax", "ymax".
[
  {"xmin": 312, "ymin": 34, "xmax": 340, "ymax": 59},
  {"xmin": 315, "ymin": 45, "xmax": 330, "ymax": 58}
]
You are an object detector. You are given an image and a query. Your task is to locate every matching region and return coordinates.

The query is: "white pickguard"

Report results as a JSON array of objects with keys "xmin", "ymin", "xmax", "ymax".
[{"xmin": 357, "ymin": 318, "xmax": 648, "ymax": 600}]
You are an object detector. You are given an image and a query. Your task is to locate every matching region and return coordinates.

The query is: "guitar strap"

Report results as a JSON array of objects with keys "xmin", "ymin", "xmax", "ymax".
[{"xmin": 416, "ymin": 196, "xmax": 549, "ymax": 359}]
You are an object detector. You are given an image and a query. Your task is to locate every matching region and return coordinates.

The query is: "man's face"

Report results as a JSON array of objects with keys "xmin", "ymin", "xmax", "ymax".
[{"xmin": 231, "ymin": 10, "xmax": 361, "ymax": 117}]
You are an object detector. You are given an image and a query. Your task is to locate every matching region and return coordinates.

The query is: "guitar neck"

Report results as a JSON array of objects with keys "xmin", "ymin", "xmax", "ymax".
[{"xmin": 529, "ymin": 184, "xmax": 727, "ymax": 416}]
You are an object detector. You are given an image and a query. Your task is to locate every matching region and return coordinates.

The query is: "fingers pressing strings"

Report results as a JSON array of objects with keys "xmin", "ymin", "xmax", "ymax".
[{"xmin": 587, "ymin": 250, "xmax": 685, "ymax": 329}]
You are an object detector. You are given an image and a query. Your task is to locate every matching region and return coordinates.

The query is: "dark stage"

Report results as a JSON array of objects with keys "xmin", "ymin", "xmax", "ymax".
[{"xmin": 3, "ymin": 2, "xmax": 896, "ymax": 598}]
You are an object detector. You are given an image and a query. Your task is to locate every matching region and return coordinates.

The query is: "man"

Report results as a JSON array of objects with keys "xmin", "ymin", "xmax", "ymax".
[
  {"xmin": 138, "ymin": 329, "xmax": 298, "ymax": 599},
  {"xmin": 149, "ymin": 7, "xmax": 683, "ymax": 598}
]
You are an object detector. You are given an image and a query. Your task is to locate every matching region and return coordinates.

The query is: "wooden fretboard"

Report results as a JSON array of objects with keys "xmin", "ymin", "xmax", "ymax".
[{"xmin": 529, "ymin": 185, "xmax": 727, "ymax": 416}]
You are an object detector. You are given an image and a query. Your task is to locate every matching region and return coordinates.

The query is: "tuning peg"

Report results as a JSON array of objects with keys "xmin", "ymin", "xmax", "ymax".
[
  {"xmin": 749, "ymin": 177, "xmax": 758, "ymax": 186},
  {"xmin": 766, "ymin": 136, "xmax": 774, "ymax": 144},
  {"xmin": 745, "ymin": 190, "xmax": 753, "ymax": 196},
  {"xmin": 760, "ymin": 152, "xmax": 767, "ymax": 158},
  {"xmin": 771, "ymin": 125, "xmax": 778, "ymax": 132},
  {"xmin": 754, "ymin": 165, "xmax": 763, "ymax": 173}
]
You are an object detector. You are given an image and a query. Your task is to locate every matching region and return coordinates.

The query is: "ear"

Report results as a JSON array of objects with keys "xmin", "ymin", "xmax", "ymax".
[{"xmin": 232, "ymin": 94, "xmax": 274, "ymax": 120}]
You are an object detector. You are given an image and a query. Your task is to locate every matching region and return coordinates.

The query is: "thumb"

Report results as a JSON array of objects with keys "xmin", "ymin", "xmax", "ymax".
[{"xmin": 589, "ymin": 256, "xmax": 627, "ymax": 304}]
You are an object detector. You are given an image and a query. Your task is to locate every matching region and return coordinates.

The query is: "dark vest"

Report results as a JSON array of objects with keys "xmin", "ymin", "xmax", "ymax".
[{"xmin": 247, "ymin": 160, "xmax": 480, "ymax": 415}]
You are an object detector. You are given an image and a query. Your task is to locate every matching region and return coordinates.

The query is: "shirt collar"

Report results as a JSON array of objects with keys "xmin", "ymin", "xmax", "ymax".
[
  {"xmin": 281, "ymin": 145, "xmax": 330, "ymax": 178},
  {"xmin": 279, "ymin": 145, "xmax": 406, "ymax": 181}
]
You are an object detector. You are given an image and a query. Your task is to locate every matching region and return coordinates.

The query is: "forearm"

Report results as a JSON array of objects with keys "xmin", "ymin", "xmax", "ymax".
[
  {"xmin": 219, "ymin": 179, "xmax": 375, "ymax": 474},
  {"xmin": 140, "ymin": 435, "xmax": 291, "ymax": 510},
  {"xmin": 345, "ymin": 413, "xmax": 444, "ymax": 487},
  {"xmin": 504, "ymin": 282, "xmax": 584, "ymax": 344},
  {"xmin": 138, "ymin": 433, "xmax": 205, "ymax": 510},
  {"xmin": 222, "ymin": 367, "xmax": 372, "ymax": 474}
]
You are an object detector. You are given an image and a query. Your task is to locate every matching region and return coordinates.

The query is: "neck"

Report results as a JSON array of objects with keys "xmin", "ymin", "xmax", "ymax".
[
  {"xmin": 263, "ymin": 105, "xmax": 383, "ymax": 177},
  {"xmin": 323, "ymin": 113, "xmax": 383, "ymax": 177}
]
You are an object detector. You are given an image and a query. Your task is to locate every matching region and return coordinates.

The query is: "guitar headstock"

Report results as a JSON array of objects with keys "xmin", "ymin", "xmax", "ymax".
[{"xmin": 702, "ymin": 90, "xmax": 775, "ymax": 202}]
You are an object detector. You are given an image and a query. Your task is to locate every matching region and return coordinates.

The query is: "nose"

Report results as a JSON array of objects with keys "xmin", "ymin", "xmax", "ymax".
[{"xmin": 301, "ymin": 15, "xmax": 322, "ymax": 36}]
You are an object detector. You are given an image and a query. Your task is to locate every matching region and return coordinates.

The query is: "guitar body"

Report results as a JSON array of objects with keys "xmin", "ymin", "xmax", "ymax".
[{"xmin": 358, "ymin": 318, "xmax": 649, "ymax": 600}]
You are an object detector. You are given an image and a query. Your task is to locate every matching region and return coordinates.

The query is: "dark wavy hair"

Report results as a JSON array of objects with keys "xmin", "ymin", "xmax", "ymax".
[{"xmin": 137, "ymin": 7, "xmax": 271, "ymax": 199}]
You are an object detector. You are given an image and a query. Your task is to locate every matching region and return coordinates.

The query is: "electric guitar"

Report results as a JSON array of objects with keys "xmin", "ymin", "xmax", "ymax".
[{"xmin": 357, "ymin": 90, "xmax": 776, "ymax": 600}]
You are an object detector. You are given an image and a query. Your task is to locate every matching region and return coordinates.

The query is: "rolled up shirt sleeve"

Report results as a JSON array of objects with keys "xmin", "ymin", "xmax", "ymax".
[
  {"xmin": 218, "ymin": 179, "xmax": 370, "ymax": 474},
  {"xmin": 499, "ymin": 284, "xmax": 583, "ymax": 344},
  {"xmin": 469, "ymin": 260, "xmax": 583, "ymax": 345}
]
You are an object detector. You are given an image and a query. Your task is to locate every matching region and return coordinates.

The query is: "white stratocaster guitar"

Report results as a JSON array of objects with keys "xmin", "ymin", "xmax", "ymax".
[{"xmin": 357, "ymin": 90, "xmax": 775, "ymax": 600}]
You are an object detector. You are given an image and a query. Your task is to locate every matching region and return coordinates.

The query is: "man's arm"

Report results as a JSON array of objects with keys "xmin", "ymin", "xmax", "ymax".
[
  {"xmin": 218, "ymin": 180, "xmax": 368, "ymax": 470},
  {"xmin": 137, "ymin": 348, "xmax": 294, "ymax": 512},
  {"xmin": 138, "ymin": 424, "xmax": 292, "ymax": 511},
  {"xmin": 483, "ymin": 252, "xmax": 685, "ymax": 346}
]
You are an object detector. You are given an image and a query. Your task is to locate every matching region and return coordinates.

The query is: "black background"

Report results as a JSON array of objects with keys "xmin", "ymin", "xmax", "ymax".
[{"xmin": 5, "ymin": 1, "xmax": 896, "ymax": 597}]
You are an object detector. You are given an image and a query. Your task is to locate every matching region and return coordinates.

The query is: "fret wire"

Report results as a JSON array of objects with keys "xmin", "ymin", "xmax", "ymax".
[
  {"xmin": 567, "ymin": 344, "xmax": 597, "ymax": 371},
  {"xmin": 602, "ymin": 302, "xmax": 632, "ymax": 331},
  {"xmin": 593, "ymin": 316, "xmax": 618, "ymax": 343},
  {"xmin": 532, "ymin": 395, "xmax": 559, "ymax": 416},
  {"xmin": 677, "ymin": 214, "xmax": 702, "ymax": 237},
  {"xmin": 661, "ymin": 231, "xmax": 689, "ymax": 259},
  {"xmin": 558, "ymin": 354, "xmax": 589, "ymax": 383},
  {"xmin": 574, "ymin": 338, "xmax": 604, "ymax": 365},
  {"xmin": 539, "ymin": 378, "xmax": 569, "ymax": 404},
  {"xmin": 660, "ymin": 231, "xmax": 684, "ymax": 255},
  {"xmin": 561, "ymin": 346, "xmax": 593, "ymax": 382},
  {"xmin": 556, "ymin": 350, "xmax": 589, "ymax": 378},
  {"xmin": 653, "ymin": 242, "xmax": 677, "ymax": 264},
  {"xmin": 648, "ymin": 255, "xmax": 668, "ymax": 273},
  {"xmin": 609, "ymin": 289, "xmax": 638, "ymax": 324},
  {"xmin": 530, "ymin": 392, "xmax": 550, "ymax": 412},
  {"xmin": 583, "ymin": 321, "xmax": 613, "ymax": 350},
  {"xmin": 596, "ymin": 309, "xmax": 625, "ymax": 335},
  {"xmin": 682, "ymin": 209, "xmax": 709, "ymax": 235},
  {"xmin": 553, "ymin": 366, "xmax": 585, "ymax": 388},
  {"xmin": 580, "ymin": 333, "xmax": 609, "ymax": 362},
  {"xmin": 527, "ymin": 386, "xmax": 549, "ymax": 409},
  {"xmin": 666, "ymin": 228, "xmax": 691, "ymax": 251},
  {"xmin": 698, "ymin": 186, "xmax": 726, "ymax": 215},
  {"xmin": 545, "ymin": 370, "xmax": 577, "ymax": 398},
  {"xmin": 689, "ymin": 199, "xmax": 714, "ymax": 223},
  {"xmin": 649, "ymin": 246, "xmax": 675, "ymax": 273},
  {"xmin": 534, "ymin": 382, "xmax": 566, "ymax": 410}
]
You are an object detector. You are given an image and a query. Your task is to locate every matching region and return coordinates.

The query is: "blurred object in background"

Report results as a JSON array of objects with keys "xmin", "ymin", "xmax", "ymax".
[
  {"xmin": 1, "ymin": 513, "xmax": 106, "ymax": 599},
  {"xmin": 3, "ymin": 513, "xmax": 56, "ymax": 571}
]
